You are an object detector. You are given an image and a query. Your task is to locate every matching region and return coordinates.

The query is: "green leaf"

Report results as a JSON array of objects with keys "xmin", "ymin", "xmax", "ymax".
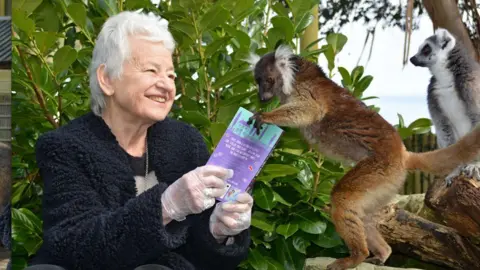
[
  {"xmin": 216, "ymin": 104, "xmax": 240, "ymax": 125},
  {"xmin": 205, "ymin": 36, "xmax": 232, "ymax": 59},
  {"xmin": 303, "ymin": 37, "xmax": 324, "ymax": 51},
  {"xmin": 275, "ymin": 237, "xmax": 305, "ymax": 270},
  {"xmin": 178, "ymin": 95, "xmax": 200, "ymax": 111},
  {"xmin": 266, "ymin": 27, "xmax": 284, "ymax": 50},
  {"xmin": 361, "ymin": 96, "xmax": 378, "ymax": 101},
  {"xmin": 53, "ymin": 46, "xmax": 77, "ymax": 74},
  {"xmin": 397, "ymin": 113, "xmax": 405, "ymax": 127},
  {"xmin": 408, "ymin": 118, "xmax": 432, "ymax": 129},
  {"xmin": 311, "ymin": 233, "xmax": 343, "ymax": 248},
  {"xmin": 248, "ymin": 248, "xmax": 268, "ymax": 270},
  {"xmin": 222, "ymin": 24, "xmax": 251, "ymax": 49},
  {"xmin": 299, "ymin": 47, "xmax": 327, "ymax": 58},
  {"xmin": 12, "ymin": 9, "xmax": 35, "ymax": 35},
  {"xmin": 125, "ymin": 0, "xmax": 153, "ymax": 10},
  {"xmin": 271, "ymin": 16, "xmax": 294, "ymax": 41},
  {"xmin": 67, "ymin": 3, "xmax": 87, "ymax": 29},
  {"xmin": 353, "ymin": 75, "xmax": 373, "ymax": 97},
  {"xmin": 350, "ymin": 66, "xmax": 364, "ymax": 84},
  {"xmin": 236, "ymin": 7, "xmax": 261, "ymax": 24},
  {"xmin": 232, "ymin": 0, "xmax": 254, "ymax": 18},
  {"xmin": 198, "ymin": 5, "xmax": 230, "ymax": 33},
  {"xmin": 292, "ymin": 236, "xmax": 310, "ymax": 254},
  {"xmin": 294, "ymin": 13, "xmax": 313, "ymax": 34},
  {"xmin": 337, "ymin": 67, "xmax": 351, "ymax": 86},
  {"xmin": 322, "ymin": 45, "xmax": 335, "ymax": 72},
  {"xmin": 16, "ymin": 0, "xmax": 42, "ymax": 15},
  {"xmin": 217, "ymin": 91, "xmax": 255, "ymax": 108},
  {"xmin": 326, "ymin": 33, "xmax": 348, "ymax": 56},
  {"xmin": 34, "ymin": 1, "xmax": 61, "ymax": 32},
  {"xmin": 263, "ymin": 164, "xmax": 300, "ymax": 176},
  {"xmin": 287, "ymin": 0, "xmax": 317, "ymax": 19},
  {"xmin": 251, "ymin": 211, "xmax": 275, "ymax": 232},
  {"xmin": 276, "ymin": 223, "xmax": 299, "ymax": 238},
  {"xmin": 265, "ymin": 257, "xmax": 284, "ymax": 270},
  {"xmin": 278, "ymin": 128, "xmax": 309, "ymax": 150},
  {"xmin": 179, "ymin": 111, "xmax": 210, "ymax": 127},
  {"xmin": 413, "ymin": 127, "xmax": 431, "ymax": 134},
  {"xmin": 273, "ymin": 190, "xmax": 292, "ymax": 206},
  {"xmin": 294, "ymin": 211, "xmax": 327, "ymax": 234},
  {"xmin": 178, "ymin": 0, "xmax": 201, "ymax": 9},
  {"xmin": 11, "ymin": 208, "xmax": 43, "ymax": 256},
  {"xmin": 271, "ymin": 2, "xmax": 289, "ymax": 17},
  {"xmin": 98, "ymin": 0, "xmax": 118, "ymax": 16},
  {"xmin": 33, "ymin": 32, "xmax": 58, "ymax": 55},
  {"xmin": 397, "ymin": 127, "xmax": 413, "ymax": 139},
  {"xmin": 210, "ymin": 122, "xmax": 228, "ymax": 146},
  {"xmin": 169, "ymin": 21, "xmax": 196, "ymax": 39},
  {"xmin": 212, "ymin": 68, "xmax": 251, "ymax": 89},
  {"xmin": 253, "ymin": 182, "xmax": 276, "ymax": 211}
]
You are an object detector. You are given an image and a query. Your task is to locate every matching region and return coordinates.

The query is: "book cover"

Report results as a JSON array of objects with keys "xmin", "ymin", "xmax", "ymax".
[{"xmin": 206, "ymin": 107, "xmax": 284, "ymax": 202}]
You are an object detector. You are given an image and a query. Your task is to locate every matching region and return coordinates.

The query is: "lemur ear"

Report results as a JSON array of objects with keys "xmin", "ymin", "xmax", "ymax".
[
  {"xmin": 245, "ymin": 53, "xmax": 261, "ymax": 71},
  {"xmin": 435, "ymin": 28, "xmax": 454, "ymax": 50}
]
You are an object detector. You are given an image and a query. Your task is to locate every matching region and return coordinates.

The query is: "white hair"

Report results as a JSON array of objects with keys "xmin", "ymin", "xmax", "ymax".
[
  {"xmin": 274, "ymin": 45, "xmax": 296, "ymax": 95},
  {"xmin": 89, "ymin": 11, "xmax": 176, "ymax": 116}
]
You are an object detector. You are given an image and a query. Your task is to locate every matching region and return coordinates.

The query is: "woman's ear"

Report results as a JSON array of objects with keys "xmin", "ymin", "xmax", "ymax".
[{"xmin": 97, "ymin": 64, "xmax": 115, "ymax": 96}]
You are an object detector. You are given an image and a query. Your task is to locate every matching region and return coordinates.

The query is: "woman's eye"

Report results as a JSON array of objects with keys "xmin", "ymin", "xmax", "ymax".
[{"xmin": 168, "ymin": 74, "xmax": 176, "ymax": 80}]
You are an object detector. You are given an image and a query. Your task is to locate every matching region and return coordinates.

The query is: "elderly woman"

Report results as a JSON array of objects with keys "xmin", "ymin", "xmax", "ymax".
[{"xmin": 27, "ymin": 11, "xmax": 253, "ymax": 270}]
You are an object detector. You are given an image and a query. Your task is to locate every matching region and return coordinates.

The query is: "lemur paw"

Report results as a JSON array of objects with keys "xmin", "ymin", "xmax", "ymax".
[
  {"xmin": 445, "ymin": 176, "xmax": 454, "ymax": 187},
  {"xmin": 364, "ymin": 257, "xmax": 385, "ymax": 266},
  {"xmin": 445, "ymin": 167, "xmax": 462, "ymax": 187},
  {"xmin": 461, "ymin": 163, "xmax": 480, "ymax": 181},
  {"xmin": 247, "ymin": 112, "xmax": 265, "ymax": 135}
]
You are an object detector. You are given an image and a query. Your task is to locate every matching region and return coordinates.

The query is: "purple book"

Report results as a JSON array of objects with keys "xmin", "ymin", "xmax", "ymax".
[{"xmin": 207, "ymin": 107, "xmax": 284, "ymax": 202}]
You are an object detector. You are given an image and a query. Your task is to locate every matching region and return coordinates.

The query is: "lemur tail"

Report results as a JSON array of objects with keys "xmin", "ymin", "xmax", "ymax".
[{"xmin": 403, "ymin": 124, "xmax": 480, "ymax": 175}]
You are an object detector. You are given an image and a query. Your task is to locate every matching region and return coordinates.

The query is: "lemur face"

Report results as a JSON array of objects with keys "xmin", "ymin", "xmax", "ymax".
[
  {"xmin": 410, "ymin": 28, "xmax": 456, "ymax": 68},
  {"xmin": 248, "ymin": 45, "xmax": 299, "ymax": 103},
  {"xmin": 253, "ymin": 52, "xmax": 285, "ymax": 103}
]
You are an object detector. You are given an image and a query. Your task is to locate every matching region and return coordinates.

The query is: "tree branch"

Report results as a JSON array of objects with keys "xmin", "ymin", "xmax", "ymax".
[{"xmin": 15, "ymin": 45, "xmax": 59, "ymax": 129}]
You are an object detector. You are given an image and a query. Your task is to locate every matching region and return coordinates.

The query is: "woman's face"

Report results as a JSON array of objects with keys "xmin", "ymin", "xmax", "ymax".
[{"xmin": 104, "ymin": 36, "xmax": 177, "ymax": 123}]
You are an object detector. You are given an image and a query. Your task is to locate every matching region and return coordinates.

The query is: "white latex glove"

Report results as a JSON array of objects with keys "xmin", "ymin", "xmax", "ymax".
[
  {"xmin": 209, "ymin": 192, "xmax": 253, "ymax": 242},
  {"xmin": 161, "ymin": 165, "xmax": 233, "ymax": 221}
]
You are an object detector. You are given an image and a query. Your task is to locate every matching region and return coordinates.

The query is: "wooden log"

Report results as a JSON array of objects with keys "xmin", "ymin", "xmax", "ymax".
[
  {"xmin": 425, "ymin": 175, "xmax": 480, "ymax": 238},
  {"xmin": 372, "ymin": 203, "xmax": 480, "ymax": 270}
]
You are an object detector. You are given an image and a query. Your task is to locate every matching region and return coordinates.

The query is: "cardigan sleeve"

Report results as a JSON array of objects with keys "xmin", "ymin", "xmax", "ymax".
[
  {"xmin": 33, "ymin": 132, "xmax": 191, "ymax": 270},
  {"xmin": 176, "ymin": 127, "xmax": 251, "ymax": 270}
]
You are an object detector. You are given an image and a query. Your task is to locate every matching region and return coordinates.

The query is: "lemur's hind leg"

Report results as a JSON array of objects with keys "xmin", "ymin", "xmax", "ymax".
[
  {"xmin": 326, "ymin": 156, "xmax": 404, "ymax": 270},
  {"xmin": 363, "ymin": 214, "xmax": 391, "ymax": 265}
]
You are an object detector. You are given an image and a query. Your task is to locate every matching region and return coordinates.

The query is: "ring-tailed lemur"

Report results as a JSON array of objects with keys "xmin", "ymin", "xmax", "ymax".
[{"xmin": 410, "ymin": 28, "xmax": 480, "ymax": 186}]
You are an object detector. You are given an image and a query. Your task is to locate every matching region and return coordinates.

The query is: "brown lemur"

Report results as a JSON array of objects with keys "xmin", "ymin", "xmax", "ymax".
[{"xmin": 246, "ymin": 45, "xmax": 480, "ymax": 270}]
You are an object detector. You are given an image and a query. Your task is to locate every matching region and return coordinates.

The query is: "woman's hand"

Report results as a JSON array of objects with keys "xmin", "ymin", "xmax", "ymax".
[
  {"xmin": 161, "ymin": 165, "xmax": 233, "ymax": 221},
  {"xmin": 209, "ymin": 192, "xmax": 253, "ymax": 243}
]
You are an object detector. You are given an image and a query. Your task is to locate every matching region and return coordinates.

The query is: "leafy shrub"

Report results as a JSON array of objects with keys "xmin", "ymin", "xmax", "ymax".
[{"xmin": 11, "ymin": 1, "xmax": 432, "ymax": 269}]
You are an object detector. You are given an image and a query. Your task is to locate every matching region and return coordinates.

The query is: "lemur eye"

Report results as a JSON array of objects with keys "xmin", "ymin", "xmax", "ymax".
[{"xmin": 422, "ymin": 44, "xmax": 431, "ymax": 55}]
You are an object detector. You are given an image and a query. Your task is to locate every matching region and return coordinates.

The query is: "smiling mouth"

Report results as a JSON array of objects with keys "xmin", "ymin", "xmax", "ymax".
[{"xmin": 147, "ymin": 96, "xmax": 167, "ymax": 103}]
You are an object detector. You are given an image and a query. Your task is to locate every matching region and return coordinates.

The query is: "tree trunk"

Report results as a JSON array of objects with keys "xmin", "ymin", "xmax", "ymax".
[
  {"xmin": 422, "ymin": 0, "xmax": 479, "ymax": 61},
  {"xmin": 373, "ymin": 201, "xmax": 480, "ymax": 270},
  {"xmin": 300, "ymin": 6, "xmax": 319, "ymax": 51},
  {"xmin": 424, "ymin": 174, "xmax": 480, "ymax": 238}
]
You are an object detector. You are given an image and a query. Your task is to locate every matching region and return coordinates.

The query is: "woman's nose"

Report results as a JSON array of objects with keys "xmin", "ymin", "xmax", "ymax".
[{"xmin": 155, "ymin": 77, "xmax": 175, "ymax": 92}]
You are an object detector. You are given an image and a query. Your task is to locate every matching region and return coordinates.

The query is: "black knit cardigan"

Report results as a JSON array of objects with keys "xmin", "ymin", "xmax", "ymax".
[{"xmin": 30, "ymin": 112, "xmax": 250, "ymax": 270}]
